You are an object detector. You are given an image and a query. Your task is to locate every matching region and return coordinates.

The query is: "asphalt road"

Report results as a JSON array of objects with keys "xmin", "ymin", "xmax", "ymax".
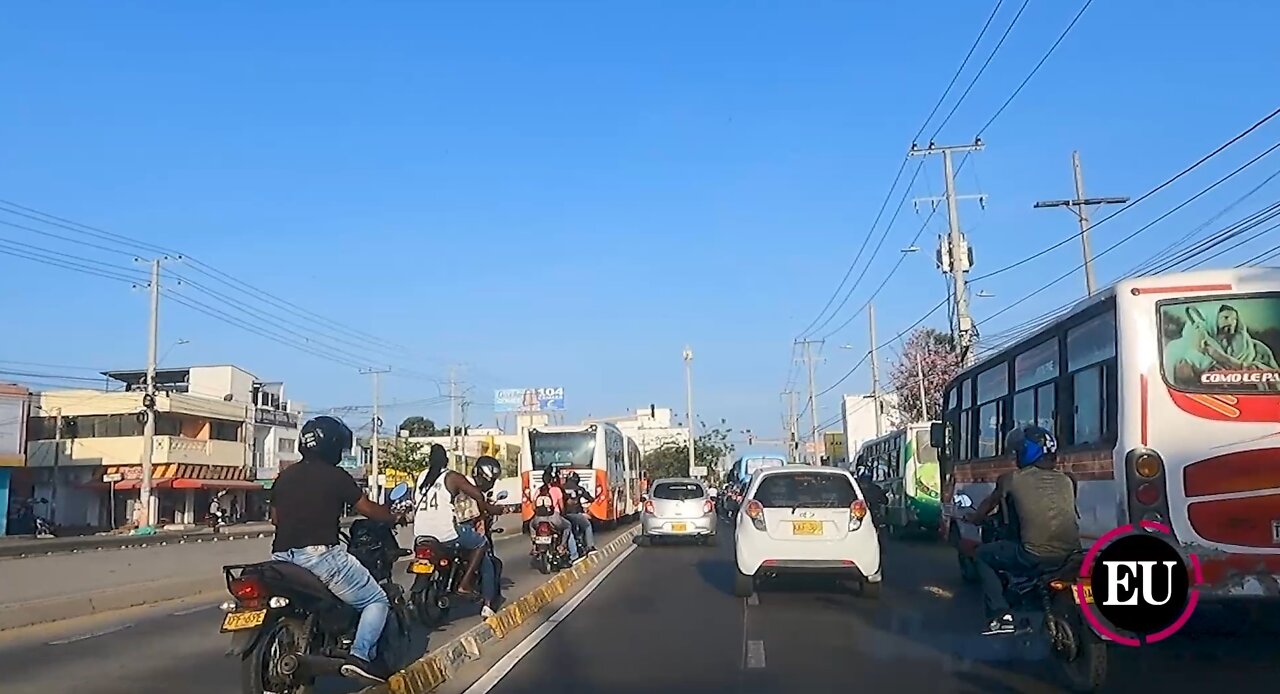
[
  {"xmin": 475, "ymin": 520, "xmax": 1280, "ymax": 694},
  {"xmin": 0, "ymin": 523, "xmax": 632, "ymax": 694}
]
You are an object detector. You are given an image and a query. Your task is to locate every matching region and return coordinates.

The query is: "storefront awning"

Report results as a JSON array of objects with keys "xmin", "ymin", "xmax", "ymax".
[{"xmin": 171, "ymin": 479, "xmax": 263, "ymax": 491}]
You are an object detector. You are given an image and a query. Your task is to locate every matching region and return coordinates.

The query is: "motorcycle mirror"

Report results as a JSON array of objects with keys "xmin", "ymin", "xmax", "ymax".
[
  {"xmin": 954, "ymin": 493, "xmax": 973, "ymax": 509},
  {"xmin": 495, "ymin": 490, "xmax": 510, "ymax": 501},
  {"xmin": 493, "ymin": 527, "xmax": 505, "ymax": 534},
  {"xmin": 387, "ymin": 482, "xmax": 410, "ymax": 503}
]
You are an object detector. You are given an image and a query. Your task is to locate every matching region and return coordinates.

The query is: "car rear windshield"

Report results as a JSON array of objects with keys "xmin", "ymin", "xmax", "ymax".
[
  {"xmin": 753, "ymin": 472, "xmax": 858, "ymax": 508},
  {"xmin": 652, "ymin": 482, "xmax": 704, "ymax": 500}
]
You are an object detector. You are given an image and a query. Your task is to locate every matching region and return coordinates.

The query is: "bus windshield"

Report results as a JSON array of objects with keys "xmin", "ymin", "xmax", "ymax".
[
  {"xmin": 530, "ymin": 431, "xmax": 596, "ymax": 470},
  {"xmin": 914, "ymin": 430, "xmax": 939, "ymax": 465},
  {"xmin": 1160, "ymin": 295, "xmax": 1280, "ymax": 393},
  {"xmin": 743, "ymin": 456, "xmax": 785, "ymax": 477}
]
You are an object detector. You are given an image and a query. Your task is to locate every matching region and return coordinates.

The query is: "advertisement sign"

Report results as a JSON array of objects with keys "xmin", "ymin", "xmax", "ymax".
[
  {"xmin": 494, "ymin": 387, "xmax": 565, "ymax": 412},
  {"xmin": 1160, "ymin": 296, "xmax": 1280, "ymax": 392}
]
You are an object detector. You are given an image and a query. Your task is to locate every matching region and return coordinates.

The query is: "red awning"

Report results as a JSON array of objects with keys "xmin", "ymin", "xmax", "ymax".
[
  {"xmin": 93, "ymin": 479, "xmax": 175, "ymax": 491},
  {"xmin": 171, "ymin": 479, "xmax": 263, "ymax": 491}
]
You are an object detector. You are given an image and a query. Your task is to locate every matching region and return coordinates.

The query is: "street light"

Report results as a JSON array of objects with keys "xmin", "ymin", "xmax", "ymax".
[{"xmin": 159, "ymin": 339, "xmax": 190, "ymax": 366}]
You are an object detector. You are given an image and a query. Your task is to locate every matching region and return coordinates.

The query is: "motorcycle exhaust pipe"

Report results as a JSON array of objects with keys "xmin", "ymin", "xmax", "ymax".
[{"xmin": 278, "ymin": 653, "xmax": 345, "ymax": 678}]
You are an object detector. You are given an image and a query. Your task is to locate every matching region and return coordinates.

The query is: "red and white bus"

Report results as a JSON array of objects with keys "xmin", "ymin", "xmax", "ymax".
[
  {"xmin": 936, "ymin": 268, "xmax": 1280, "ymax": 600},
  {"xmin": 519, "ymin": 422, "xmax": 641, "ymax": 529}
]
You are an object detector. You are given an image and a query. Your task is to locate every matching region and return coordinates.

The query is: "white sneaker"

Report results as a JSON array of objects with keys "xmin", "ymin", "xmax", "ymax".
[{"xmin": 481, "ymin": 605, "xmax": 495, "ymax": 618}]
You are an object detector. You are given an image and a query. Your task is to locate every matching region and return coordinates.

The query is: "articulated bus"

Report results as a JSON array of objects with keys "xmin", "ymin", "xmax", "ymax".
[
  {"xmin": 935, "ymin": 268, "xmax": 1280, "ymax": 600},
  {"xmin": 726, "ymin": 451, "xmax": 789, "ymax": 487},
  {"xmin": 519, "ymin": 422, "xmax": 641, "ymax": 530},
  {"xmin": 852, "ymin": 423, "xmax": 942, "ymax": 536}
]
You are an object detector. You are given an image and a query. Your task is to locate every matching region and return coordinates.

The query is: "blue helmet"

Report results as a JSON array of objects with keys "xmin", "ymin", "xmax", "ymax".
[{"xmin": 1005, "ymin": 425, "xmax": 1057, "ymax": 468}]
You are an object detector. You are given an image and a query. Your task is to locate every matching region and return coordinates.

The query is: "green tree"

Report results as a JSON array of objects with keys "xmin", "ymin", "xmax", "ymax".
[
  {"xmin": 641, "ymin": 428, "xmax": 735, "ymax": 480},
  {"xmin": 398, "ymin": 416, "xmax": 441, "ymax": 437},
  {"xmin": 381, "ymin": 438, "xmax": 429, "ymax": 476}
]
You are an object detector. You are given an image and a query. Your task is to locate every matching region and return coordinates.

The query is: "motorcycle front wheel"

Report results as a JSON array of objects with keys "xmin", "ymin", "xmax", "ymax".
[
  {"xmin": 240, "ymin": 617, "xmax": 313, "ymax": 694},
  {"xmin": 537, "ymin": 551, "xmax": 553, "ymax": 575},
  {"xmin": 412, "ymin": 577, "xmax": 446, "ymax": 628}
]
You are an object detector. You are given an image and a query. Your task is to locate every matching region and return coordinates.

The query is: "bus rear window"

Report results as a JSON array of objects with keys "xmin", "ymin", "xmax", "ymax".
[
  {"xmin": 652, "ymin": 482, "xmax": 704, "ymax": 500},
  {"xmin": 1160, "ymin": 296, "xmax": 1280, "ymax": 393},
  {"xmin": 754, "ymin": 473, "xmax": 858, "ymax": 508},
  {"xmin": 529, "ymin": 431, "xmax": 596, "ymax": 469}
]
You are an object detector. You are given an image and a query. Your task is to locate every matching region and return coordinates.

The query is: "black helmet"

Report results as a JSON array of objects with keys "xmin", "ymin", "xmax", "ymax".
[
  {"xmin": 299, "ymin": 416, "xmax": 353, "ymax": 465},
  {"xmin": 565, "ymin": 470, "xmax": 580, "ymax": 485},
  {"xmin": 542, "ymin": 467, "xmax": 556, "ymax": 485},
  {"xmin": 472, "ymin": 456, "xmax": 502, "ymax": 492}
]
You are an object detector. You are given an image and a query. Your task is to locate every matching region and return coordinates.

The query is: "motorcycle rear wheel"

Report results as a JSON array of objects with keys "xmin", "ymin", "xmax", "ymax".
[
  {"xmin": 413, "ymin": 580, "xmax": 446, "ymax": 628},
  {"xmin": 240, "ymin": 617, "xmax": 314, "ymax": 694},
  {"xmin": 1049, "ymin": 594, "xmax": 1108, "ymax": 692},
  {"xmin": 537, "ymin": 552, "xmax": 553, "ymax": 575}
]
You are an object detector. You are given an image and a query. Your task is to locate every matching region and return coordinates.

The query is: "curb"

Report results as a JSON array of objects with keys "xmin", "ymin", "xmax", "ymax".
[
  {"xmin": 0, "ymin": 575, "xmax": 225, "ymax": 631},
  {"xmin": 365, "ymin": 524, "xmax": 641, "ymax": 694}
]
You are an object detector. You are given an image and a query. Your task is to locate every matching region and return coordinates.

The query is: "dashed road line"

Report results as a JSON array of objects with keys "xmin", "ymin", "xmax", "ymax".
[
  {"xmin": 171, "ymin": 603, "xmax": 218, "ymax": 616},
  {"xmin": 47, "ymin": 623, "xmax": 133, "ymax": 645},
  {"xmin": 746, "ymin": 640, "xmax": 766, "ymax": 668}
]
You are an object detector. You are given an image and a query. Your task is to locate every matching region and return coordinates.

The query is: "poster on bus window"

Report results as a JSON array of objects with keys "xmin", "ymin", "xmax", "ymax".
[{"xmin": 1160, "ymin": 297, "xmax": 1280, "ymax": 392}]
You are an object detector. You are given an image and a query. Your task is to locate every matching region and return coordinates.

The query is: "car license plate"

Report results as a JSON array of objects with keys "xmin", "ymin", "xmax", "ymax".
[
  {"xmin": 1072, "ymin": 584, "xmax": 1094, "ymax": 605},
  {"xmin": 220, "ymin": 609, "xmax": 267, "ymax": 632},
  {"xmin": 792, "ymin": 521, "xmax": 822, "ymax": 536},
  {"xmin": 410, "ymin": 562, "xmax": 435, "ymax": 574},
  {"xmin": 534, "ymin": 535, "xmax": 552, "ymax": 544},
  {"xmin": 670, "ymin": 522, "xmax": 687, "ymax": 532}
]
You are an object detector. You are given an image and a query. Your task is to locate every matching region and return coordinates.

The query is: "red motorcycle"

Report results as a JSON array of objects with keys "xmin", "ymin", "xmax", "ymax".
[{"xmin": 408, "ymin": 490, "xmax": 508, "ymax": 627}]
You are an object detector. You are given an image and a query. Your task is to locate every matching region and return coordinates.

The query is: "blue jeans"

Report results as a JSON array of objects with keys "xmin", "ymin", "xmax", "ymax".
[
  {"xmin": 447, "ymin": 524, "xmax": 497, "ymax": 606},
  {"xmin": 566, "ymin": 513, "xmax": 594, "ymax": 551},
  {"xmin": 272, "ymin": 545, "xmax": 389, "ymax": 662}
]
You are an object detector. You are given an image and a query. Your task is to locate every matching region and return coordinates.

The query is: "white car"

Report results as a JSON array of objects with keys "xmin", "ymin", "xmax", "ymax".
[
  {"xmin": 733, "ymin": 465, "xmax": 882, "ymax": 599},
  {"xmin": 640, "ymin": 478, "xmax": 717, "ymax": 546}
]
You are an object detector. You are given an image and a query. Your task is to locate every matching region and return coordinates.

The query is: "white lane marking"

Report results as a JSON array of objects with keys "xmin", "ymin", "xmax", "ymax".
[
  {"xmin": 171, "ymin": 603, "xmax": 218, "ymax": 616},
  {"xmin": 747, "ymin": 593, "xmax": 759, "ymax": 606},
  {"xmin": 48, "ymin": 623, "xmax": 133, "ymax": 645},
  {"xmin": 746, "ymin": 640, "xmax": 766, "ymax": 668},
  {"xmin": 922, "ymin": 585, "xmax": 954, "ymax": 599},
  {"xmin": 463, "ymin": 543, "xmax": 638, "ymax": 694}
]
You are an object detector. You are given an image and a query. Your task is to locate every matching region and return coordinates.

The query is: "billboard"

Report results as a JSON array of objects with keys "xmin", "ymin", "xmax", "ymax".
[{"xmin": 494, "ymin": 387, "xmax": 565, "ymax": 413}]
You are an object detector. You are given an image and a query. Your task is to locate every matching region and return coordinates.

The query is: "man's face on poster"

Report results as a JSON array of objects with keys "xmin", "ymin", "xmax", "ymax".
[{"xmin": 1218, "ymin": 307, "xmax": 1239, "ymax": 336}]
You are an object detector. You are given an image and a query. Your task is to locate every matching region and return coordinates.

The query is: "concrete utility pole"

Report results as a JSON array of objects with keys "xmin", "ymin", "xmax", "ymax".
[
  {"xmin": 460, "ymin": 396, "xmax": 470, "ymax": 470},
  {"xmin": 51, "ymin": 407, "xmax": 62, "ymax": 525},
  {"xmin": 910, "ymin": 141, "xmax": 987, "ymax": 366},
  {"xmin": 780, "ymin": 390, "xmax": 797, "ymax": 459},
  {"xmin": 139, "ymin": 258, "xmax": 161, "ymax": 528},
  {"xmin": 916, "ymin": 350, "xmax": 929, "ymax": 421},
  {"xmin": 1034, "ymin": 150, "xmax": 1129, "ymax": 297},
  {"xmin": 683, "ymin": 347, "xmax": 696, "ymax": 477},
  {"xmin": 796, "ymin": 339, "xmax": 823, "ymax": 464},
  {"xmin": 361, "ymin": 367, "xmax": 391, "ymax": 502},
  {"xmin": 448, "ymin": 367, "xmax": 457, "ymax": 461},
  {"xmin": 868, "ymin": 304, "xmax": 883, "ymax": 438}
]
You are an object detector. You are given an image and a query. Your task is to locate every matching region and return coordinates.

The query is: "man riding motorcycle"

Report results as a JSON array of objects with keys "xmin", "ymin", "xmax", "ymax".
[
  {"xmin": 268, "ymin": 415, "xmax": 399, "ymax": 684},
  {"xmin": 414, "ymin": 445, "xmax": 506, "ymax": 617},
  {"xmin": 964, "ymin": 424, "xmax": 1081, "ymax": 636},
  {"xmin": 561, "ymin": 471, "xmax": 596, "ymax": 556},
  {"xmin": 527, "ymin": 466, "xmax": 578, "ymax": 562}
]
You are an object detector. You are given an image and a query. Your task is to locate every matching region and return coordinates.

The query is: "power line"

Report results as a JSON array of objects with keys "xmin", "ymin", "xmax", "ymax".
[
  {"xmin": 929, "ymin": 0, "xmax": 1033, "ymax": 141},
  {"xmin": 913, "ymin": 0, "xmax": 1008, "ymax": 144},
  {"xmin": 817, "ymin": 297, "xmax": 950, "ymax": 399},
  {"xmin": 0, "ymin": 245, "xmax": 142, "ymax": 284}
]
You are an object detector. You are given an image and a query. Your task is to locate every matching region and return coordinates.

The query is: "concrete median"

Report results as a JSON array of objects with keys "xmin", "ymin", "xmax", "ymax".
[{"xmin": 364, "ymin": 523, "xmax": 641, "ymax": 694}]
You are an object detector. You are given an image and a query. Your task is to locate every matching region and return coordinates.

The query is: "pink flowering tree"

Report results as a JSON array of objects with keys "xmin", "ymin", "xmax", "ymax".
[{"xmin": 888, "ymin": 328, "xmax": 962, "ymax": 425}]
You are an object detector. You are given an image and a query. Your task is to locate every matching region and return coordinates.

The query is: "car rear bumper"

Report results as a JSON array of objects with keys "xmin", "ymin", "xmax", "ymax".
[
  {"xmin": 750, "ymin": 559, "xmax": 873, "ymax": 582},
  {"xmin": 735, "ymin": 530, "xmax": 881, "ymax": 581},
  {"xmin": 642, "ymin": 514, "xmax": 716, "ymax": 536}
]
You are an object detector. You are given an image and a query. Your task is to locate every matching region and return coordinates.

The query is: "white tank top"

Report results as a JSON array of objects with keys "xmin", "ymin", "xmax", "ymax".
[{"xmin": 413, "ymin": 471, "xmax": 458, "ymax": 542}]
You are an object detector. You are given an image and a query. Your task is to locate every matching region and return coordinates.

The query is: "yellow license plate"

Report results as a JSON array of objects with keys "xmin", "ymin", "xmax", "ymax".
[
  {"xmin": 670, "ymin": 523, "xmax": 687, "ymax": 532},
  {"xmin": 410, "ymin": 563, "xmax": 435, "ymax": 574},
  {"xmin": 1073, "ymin": 584, "xmax": 1094, "ymax": 604},
  {"xmin": 221, "ymin": 609, "xmax": 267, "ymax": 632},
  {"xmin": 792, "ymin": 521, "xmax": 823, "ymax": 536}
]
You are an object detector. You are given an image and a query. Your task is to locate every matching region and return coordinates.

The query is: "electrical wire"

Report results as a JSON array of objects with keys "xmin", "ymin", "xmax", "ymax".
[{"xmin": 929, "ymin": 0, "xmax": 1033, "ymax": 141}]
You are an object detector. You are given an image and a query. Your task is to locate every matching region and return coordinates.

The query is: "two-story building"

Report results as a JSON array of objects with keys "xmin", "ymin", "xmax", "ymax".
[{"xmin": 0, "ymin": 384, "xmax": 30, "ymax": 535}]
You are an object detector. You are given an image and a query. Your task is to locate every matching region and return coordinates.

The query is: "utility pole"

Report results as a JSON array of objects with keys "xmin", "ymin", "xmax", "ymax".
[
  {"xmin": 868, "ymin": 304, "xmax": 882, "ymax": 438},
  {"xmin": 796, "ymin": 339, "xmax": 823, "ymax": 464},
  {"xmin": 460, "ymin": 396, "xmax": 470, "ymax": 471},
  {"xmin": 780, "ymin": 390, "xmax": 795, "ymax": 459},
  {"xmin": 51, "ymin": 408, "xmax": 62, "ymax": 526},
  {"xmin": 448, "ymin": 367, "xmax": 457, "ymax": 462},
  {"xmin": 1034, "ymin": 151, "xmax": 1129, "ymax": 297},
  {"xmin": 360, "ymin": 367, "xmax": 391, "ymax": 502},
  {"xmin": 916, "ymin": 350, "xmax": 929, "ymax": 421},
  {"xmin": 683, "ymin": 347, "xmax": 696, "ymax": 478},
  {"xmin": 910, "ymin": 141, "xmax": 986, "ymax": 366},
  {"xmin": 139, "ymin": 258, "xmax": 161, "ymax": 528}
]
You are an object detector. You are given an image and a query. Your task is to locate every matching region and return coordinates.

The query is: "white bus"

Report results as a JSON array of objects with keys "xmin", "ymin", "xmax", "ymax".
[
  {"xmin": 852, "ymin": 423, "xmax": 942, "ymax": 536},
  {"xmin": 519, "ymin": 422, "xmax": 641, "ymax": 529},
  {"xmin": 936, "ymin": 268, "xmax": 1280, "ymax": 600}
]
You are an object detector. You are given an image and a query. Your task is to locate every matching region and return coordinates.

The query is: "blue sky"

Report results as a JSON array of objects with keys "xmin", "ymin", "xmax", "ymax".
[{"xmin": 1, "ymin": 1, "xmax": 1279, "ymax": 440}]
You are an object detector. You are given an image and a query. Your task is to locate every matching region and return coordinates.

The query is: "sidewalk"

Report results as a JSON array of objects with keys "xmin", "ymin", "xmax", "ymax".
[{"xmin": 0, "ymin": 521, "xmax": 278, "ymax": 559}]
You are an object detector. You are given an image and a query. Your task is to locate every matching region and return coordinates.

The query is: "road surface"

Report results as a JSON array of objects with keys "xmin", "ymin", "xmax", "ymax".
[
  {"xmin": 463, "ymin": 522, "xmax": 1280, "ymax": 693},
  {"xmin": 0, "ymin": 523, "xmax": 630, "ymax": 694}
]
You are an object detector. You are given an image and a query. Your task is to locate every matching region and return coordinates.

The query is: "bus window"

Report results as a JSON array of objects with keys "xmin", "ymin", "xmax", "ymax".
[
  {"xmin": 914, "ymin": 429, "xmax": 938, "ymax": 466},
  {"xmin": 529, "ymin": 431, "xmax": 596, "ymax": 470},
  {"xmin": 1066, "ymin": 310, "xmax": 1117, "ymax": 446},
  {"xmin": 975, "ymin": 362, "xmax": 1008, "ymax": 458}
]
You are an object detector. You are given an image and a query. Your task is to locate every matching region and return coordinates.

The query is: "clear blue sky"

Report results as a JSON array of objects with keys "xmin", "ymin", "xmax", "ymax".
[{"xmin": 1, "ymin": 1, "xmax": 1278, "ymax": 439}]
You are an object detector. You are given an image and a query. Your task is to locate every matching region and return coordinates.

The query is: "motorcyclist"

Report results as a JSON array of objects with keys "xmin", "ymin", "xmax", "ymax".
[
  {"xmin": 856, "ymin": 470, "xmax": 889, "ymax": 527},
  {"xmin": 268, "ymin": 415, "xmax": 398, "ymax": 685},
  {"xmin": 527, "ymin": 466, "xmax": 578, "ymax": 562},
  {"xmin": 561, "ymin": 471, "xmax": 596, "ymax": 555},
  {"xmin": 413, "ymin": 445, "xmax": 506, "ymax": 616},
  {"xmin": 964, "ymin": 424, "xmax": 1081, "ymax": 636}
]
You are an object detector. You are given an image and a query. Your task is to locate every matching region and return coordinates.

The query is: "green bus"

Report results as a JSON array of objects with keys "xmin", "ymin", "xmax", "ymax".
[{"xmin": 851, "ymin": 422, "xmax": 942, "ymax": 537}]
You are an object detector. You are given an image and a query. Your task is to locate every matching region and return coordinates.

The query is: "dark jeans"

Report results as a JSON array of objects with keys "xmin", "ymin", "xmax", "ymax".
[{"xmin": 975, "ymin": 541, "xmax": 1058, "ymax": 617}]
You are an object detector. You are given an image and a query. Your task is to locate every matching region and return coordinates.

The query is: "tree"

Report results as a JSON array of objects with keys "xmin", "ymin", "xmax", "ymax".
[
  {"xmin": 380, "ymin": 438, "xmax": 429, "ymax": 476},
  {"xmin": 398, "ymin": 416, "xmax": 441, "ymax": 437},
  {"xmin": 888, "ymin": 327, "xmax": 962, "ymax": 425},
  {"xmin": 641, "ymin": 428, "xmax": 736, "ymax": 481}
]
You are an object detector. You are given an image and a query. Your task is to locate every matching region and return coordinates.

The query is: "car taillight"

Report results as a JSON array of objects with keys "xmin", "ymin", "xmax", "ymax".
[
  {"xmin": 1135, "ymin": 483, "xmax": 1161, "ymax": 507},
  {"xmin": 229, "ymin": 576, "xmax": 265, "ymax": 602},
  {"xmin": 850, "ymin": 500, "xmax": 868, "ymax": 520},
  {"xmin": 744, "ymin": 500, "xmax": 764, "ymax": 521},
  {"xmin": 703, "ymin": 500, "xmax": 714, "ymax": 514},
  {"xmin": 414, "ymin": 545, "xmax": 434, "ymax": 561},
  {"xmin": 643, "ymin": 500, "xmax": 655, "ymax": 514},
  {"xmin": 1125, "ymin": 447, "xmax": 1170, "ymax": 525}
]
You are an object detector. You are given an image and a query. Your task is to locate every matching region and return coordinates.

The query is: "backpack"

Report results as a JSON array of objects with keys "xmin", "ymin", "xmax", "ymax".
[{"xmin": 533, "ymin": 484, "xmax": 555, "ymax": 517}]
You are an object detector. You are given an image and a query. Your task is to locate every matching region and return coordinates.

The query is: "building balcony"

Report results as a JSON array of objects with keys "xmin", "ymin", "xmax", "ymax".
[{"xmin": 26, "ymin": 435, "xmax": 248, "ymax": 468}]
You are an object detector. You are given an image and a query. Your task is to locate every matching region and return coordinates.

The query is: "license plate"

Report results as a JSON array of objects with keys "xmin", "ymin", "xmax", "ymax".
[
  {"xmin": 670, "ymin": 523, "xmax": 687, "ymax": 532},
  {"xmin": 792, "ymin": 521, "xmax": 823, "ymax": 536},
  {"xmin": 221, "ymin": 609, "xmax": 267, "ymax": 632},
  {"xmin": 1072, "ymin": 584, "xmax": 1094, "ymax": 605},
  {"xmin": 410, "ymin": 562, "xmax": 435, "ymax": 574},
  {"xmin": 534, "ymin": 535, "xmax": 552, "ymax": 544}
]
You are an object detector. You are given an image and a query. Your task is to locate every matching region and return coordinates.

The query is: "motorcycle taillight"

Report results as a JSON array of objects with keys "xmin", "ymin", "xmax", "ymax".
[
  {"xmin": 535, "ymin": 524, "xmax": 552, "ymax": 536},
  {"xmin": 414, "ymin": 545, "xmax": 434, "ymax": 561},
  {"xmin": 229, "ymin": 575, "xmax": 266, "ymax": 602}
]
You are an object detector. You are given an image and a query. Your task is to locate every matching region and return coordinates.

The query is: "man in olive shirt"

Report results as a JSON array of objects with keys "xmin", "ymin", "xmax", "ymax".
[{"xmin": 965, "ymin": 425, "xmax": 1080, "ymax": 636}]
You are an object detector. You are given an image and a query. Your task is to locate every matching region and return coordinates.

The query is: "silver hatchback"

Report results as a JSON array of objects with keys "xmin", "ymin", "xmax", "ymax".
[{"xmin": 639, "ymin": 478, "xmax": 717, "ymax": 546}]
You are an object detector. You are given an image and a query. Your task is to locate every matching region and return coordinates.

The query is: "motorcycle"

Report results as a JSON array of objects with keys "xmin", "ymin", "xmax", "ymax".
[
  {"xmin": 529, "ymin": 515, "xmax": 567, "ymax": 575},
  {"xmin": 220, "ymin": 482, "xmax": 414, "ymax": 694},
  {"xmin": 408, "ymin": 490, "xmax": 509, "ymax": 627},
  {"xmin": 956, "ymin": 495, "xmax": 1108, "ymax": 692}
]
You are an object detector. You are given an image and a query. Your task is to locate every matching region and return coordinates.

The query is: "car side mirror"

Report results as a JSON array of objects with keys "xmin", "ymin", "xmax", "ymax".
[
  {"xmin": 640, "ymin": 494, "xmax": 648, "ymax": 502},
  {"xmin": 387, "ymin": 482, "xmax": 410, "ymax": 503},
  {"xmin": 496, "ymin": 490, "xmax": 510, "ymax": 501},
  {"xmin": 929, "ymin": 422, "xmax": 949, "ymax": 463}
]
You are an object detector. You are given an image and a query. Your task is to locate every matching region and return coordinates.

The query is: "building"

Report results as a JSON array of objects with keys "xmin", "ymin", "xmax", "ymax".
[
  {"xmin": 0, "ymin": 384, "xmax": 30, "ymax": 535},
  {"xmin": 840, "ymin": 392, "xmax": 900, "ymax": 468},
  {"xmin": 822, "ymin": 431, "xmax": 848, "ymax": 467},
  {"xmin": 609, "ymin": 406, "xmax": 690, "ymax": 457},
  {"xmin": 23, "ymin": 365, "xmax": 301, "ymax": 530}
]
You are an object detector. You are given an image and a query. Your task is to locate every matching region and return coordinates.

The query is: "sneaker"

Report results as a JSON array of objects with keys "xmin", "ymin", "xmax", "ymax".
[
  {"xmin": 981, "ymin": 614, "xmax": 1016, "ymax": 636},
  {"xmin": 481, "ymin": 605, "xmax": 496, "ymax": 619},
  {"xmin": 340, "ymin": 656, "xmax": 388, "ymax": 684}
]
